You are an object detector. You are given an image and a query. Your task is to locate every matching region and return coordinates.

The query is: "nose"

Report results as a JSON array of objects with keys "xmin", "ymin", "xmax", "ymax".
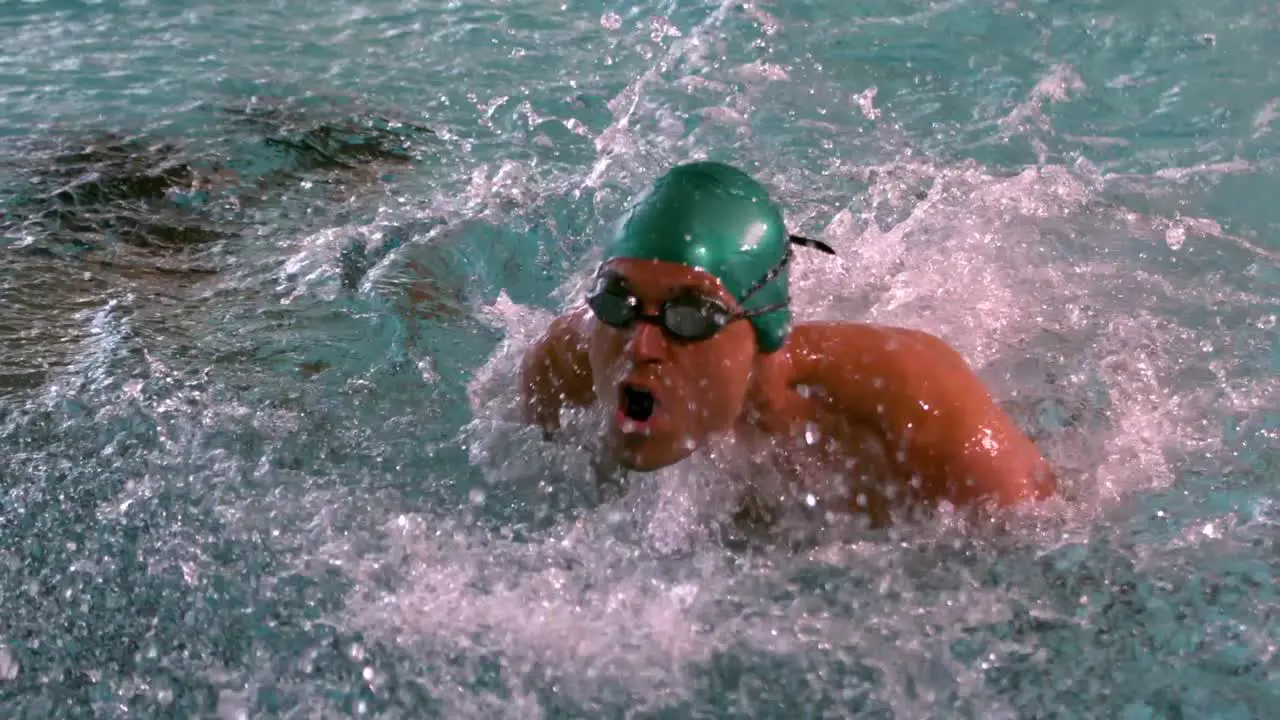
[{"xmin": 623, "ymin": 319, "xmax": 668, "ymax": 364}]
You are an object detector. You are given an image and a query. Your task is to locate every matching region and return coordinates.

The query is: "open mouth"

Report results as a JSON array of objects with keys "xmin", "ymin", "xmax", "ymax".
[{"xmin": 619, "ymin": 383, "xmax": 657, "ymax": 423}]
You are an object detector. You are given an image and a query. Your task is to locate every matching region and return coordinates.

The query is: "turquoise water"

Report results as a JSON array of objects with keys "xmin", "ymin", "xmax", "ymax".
[{"xmin": 1, "ymin": 0, "xmax": 1277, "ymax": 716}]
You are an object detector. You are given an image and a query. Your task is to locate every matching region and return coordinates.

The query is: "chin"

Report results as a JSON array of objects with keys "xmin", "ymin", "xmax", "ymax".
[{"xmin": 613, "ymin": 437, "xmax": 697, "ymax": 473}]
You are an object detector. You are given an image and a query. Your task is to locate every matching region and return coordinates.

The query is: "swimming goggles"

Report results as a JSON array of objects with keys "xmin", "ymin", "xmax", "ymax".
[{"xmin": 586, "ymin": 235, "xmax": 834, "ymax": 342}]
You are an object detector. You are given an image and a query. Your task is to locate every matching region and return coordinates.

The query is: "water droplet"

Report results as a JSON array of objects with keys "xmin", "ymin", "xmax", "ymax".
[
  {"xmin": 871, "ymin": 377, "xmax": 885, "ymax": 389},
  {"xmin": 0, "ymin": 646, "xmax": 18, "ymax": 681},
  {"xmin": 855, "ymin": 493, "xmax": 867, "ymax": 508},
  {"xmin": 648, "ymin": 15, "xmax": 683, "ymax": 41},
  {"xmin": 417, "ymin": 358, "xmax": 438, "ymax": 383},
  {"xmin": 362, "ymin": 666, "xmax": 375, "ymax": 682},
  {"xmin": 804, "ymin": 423, "xmax": 820, "ymax": 445},
  {"xmin": 804, "ymin": 493, "xmax": 817, "ymax": 507},
  {"xmin": 469, "ymin": 489, "xmax": 486, "ymax": 506}
]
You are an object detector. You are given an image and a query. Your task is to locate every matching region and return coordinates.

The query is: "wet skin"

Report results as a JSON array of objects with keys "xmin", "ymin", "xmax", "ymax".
[{"xmin": 520, "ymin": 258, "xmax": 1057, "ymax": 527}]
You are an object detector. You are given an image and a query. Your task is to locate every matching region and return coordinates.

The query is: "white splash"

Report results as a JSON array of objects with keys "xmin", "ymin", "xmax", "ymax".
[
  {"xmin": 856, "ymin": 86, "xmax": 881, "ymax": 120},
  {"xmin": 0, "ymin": 645, "xmax": 17, "ymax": 682}
]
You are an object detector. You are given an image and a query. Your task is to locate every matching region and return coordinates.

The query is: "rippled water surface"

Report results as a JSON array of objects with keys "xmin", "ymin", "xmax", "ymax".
[{"xmin": 1, "ymin": 0, "xmax": 1277, "ymax": 717}]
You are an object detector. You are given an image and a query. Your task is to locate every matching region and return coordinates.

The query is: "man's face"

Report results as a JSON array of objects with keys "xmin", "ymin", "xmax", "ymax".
[{"xmin": 586, "ymin": 258, "xmax": 758, "ymax": 471}]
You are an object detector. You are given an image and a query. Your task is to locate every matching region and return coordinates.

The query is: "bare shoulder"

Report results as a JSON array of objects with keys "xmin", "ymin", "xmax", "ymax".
[
  {"xmin": 787, "ymin": 321, "xmax": 972, "ymax": 382},
  {"xmin": 542, "ymin": 304, "xmax": 594, "ymax": 350},
  {"xmin": 784, "ymin": 320, "xmax": 989, "ymax": 438},
  {"xmin": 526, "ymin": 305, "xmax": 594, "ymax": 381},
  {"xmin": 786, "ymin": 321, "xmax": 1055, "ymax": 506},
  {"xmin": 519, "ymin": 306, "xmax": 596, "ymax": 429}
]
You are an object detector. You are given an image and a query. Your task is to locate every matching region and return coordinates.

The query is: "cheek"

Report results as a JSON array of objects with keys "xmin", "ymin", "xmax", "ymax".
[{"xmin": 684, "ymin": 338, "xmax": 754, "ymax": 420}]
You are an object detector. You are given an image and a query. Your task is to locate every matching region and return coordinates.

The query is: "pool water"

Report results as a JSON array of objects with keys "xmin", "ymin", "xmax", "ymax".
[{"xmin": 1, "ymin": 0, "xmax": 1277, "ymax": 717}]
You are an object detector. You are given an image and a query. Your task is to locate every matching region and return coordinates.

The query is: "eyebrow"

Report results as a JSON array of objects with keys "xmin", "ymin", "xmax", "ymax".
[
  {"xmin": 669, "ymin": 283, "xmax": 722, "ymax": 300},
  {"xmin": 598, "ymin": 271, "xmax": 631, "ymax": 289},
  {"xmin": 599, "ymin": 271, "xmax": 727, "ymax": 302}
]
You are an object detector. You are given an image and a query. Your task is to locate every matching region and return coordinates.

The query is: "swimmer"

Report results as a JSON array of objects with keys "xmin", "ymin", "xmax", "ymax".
[{"xmin": 519, "ymin": 161, "xmax": 1056, "ymax": 526}]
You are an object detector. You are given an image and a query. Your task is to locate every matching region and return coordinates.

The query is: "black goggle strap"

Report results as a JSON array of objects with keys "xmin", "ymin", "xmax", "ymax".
[
  {"xmin": 735, "ymin": 234, "xmax": 837, "ymax": 307},
  {"xmin": 590, "ymin": 233, "xmax": 835, "ymax": 316},
  {"xmin": 737, "ymin": 300, "xmax": 789, "ymax": 320},
  {"xmin": 788, "ymin": 234, "xmax": 837, "ymax": 255}
]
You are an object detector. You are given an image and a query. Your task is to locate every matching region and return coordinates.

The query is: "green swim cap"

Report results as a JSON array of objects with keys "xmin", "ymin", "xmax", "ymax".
[{"xmin": 601, "ymin": 161, "xmax": 793, "ymax": 352}]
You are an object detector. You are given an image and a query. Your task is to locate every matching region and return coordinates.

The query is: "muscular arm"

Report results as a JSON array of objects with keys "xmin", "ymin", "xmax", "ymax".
[
  {"xmin": 792, "ymin": 324, "xmax": 1056, "ymax": 508},
  {"xmin": 519, "ymin": 307, "xmax": 596, "ymax": 435}
]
